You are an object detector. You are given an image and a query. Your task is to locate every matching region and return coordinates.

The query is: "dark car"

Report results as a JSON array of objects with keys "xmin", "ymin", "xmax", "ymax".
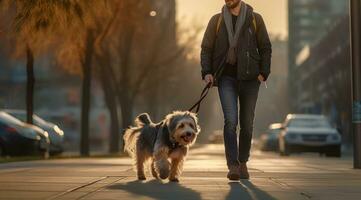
[
  {"xmin": 0, "ymin": 111, "xmax": 50, "ymax": 157},
  {"xmin": 259, "ymin": 123, "xmax": 282, "ymax": 152},
  {"xmin": 3, "ymin": 110, "xmax": 64, "ymax": 155}
]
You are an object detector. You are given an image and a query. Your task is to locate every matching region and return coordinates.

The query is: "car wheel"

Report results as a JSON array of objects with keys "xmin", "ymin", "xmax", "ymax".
[
  {"xmin": 40, "ymin": 146, "xmax": 50, "ymax": 159},
  {"xmin": 325, "ymin": 145, "xmax": 341, "ymax": 157},
  {"xmin": 49, "ymin": 150, "xmax": 63, "ymax": 156}
]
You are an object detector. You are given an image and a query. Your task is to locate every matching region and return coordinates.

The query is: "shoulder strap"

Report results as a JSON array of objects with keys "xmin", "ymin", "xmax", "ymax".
[
  {"xmin": 252, "ymin": 13, "xmax": 257, "ymax": 33},
  {"xmin": 216, "ymin": 14, "xmax": 223, "ymax": 36},
  {"xmin": 216, "ymin": 13, "xmax": 257, "ymax": 35}
]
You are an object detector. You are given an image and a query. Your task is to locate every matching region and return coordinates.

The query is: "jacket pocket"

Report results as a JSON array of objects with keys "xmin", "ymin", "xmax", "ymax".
[
  {"xmin": 241, "ymin": 51, "xmax": 260, "ymax": 80},
  {"xmin": 249, "ymin": 51, "xmax": 261, "ymax": 62}
]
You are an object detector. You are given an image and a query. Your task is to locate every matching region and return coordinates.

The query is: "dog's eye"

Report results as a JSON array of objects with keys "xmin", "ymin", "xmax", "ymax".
[
  {"xmin": 179, "ymin": 123, "xmax": 184, "ymax": 128},
  {"xmin": 189, "ymin": 123, "xmax": 195, "ymax": 129}
]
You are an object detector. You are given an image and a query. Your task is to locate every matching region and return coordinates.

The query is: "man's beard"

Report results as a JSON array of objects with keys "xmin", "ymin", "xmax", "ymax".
[{"xmin": 226, "ymin": 0, "xmax": 241, "ymax": 9}]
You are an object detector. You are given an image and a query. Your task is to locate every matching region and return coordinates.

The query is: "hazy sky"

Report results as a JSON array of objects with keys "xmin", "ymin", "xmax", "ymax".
[{"xmin": 176, "ymin": 0, "xmax": 288, "ymax": 38}]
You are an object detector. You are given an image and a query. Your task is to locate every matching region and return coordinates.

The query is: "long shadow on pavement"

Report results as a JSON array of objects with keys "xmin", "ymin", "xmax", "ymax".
[
  {"xmin": 108, "ymin": 179, "xmax": 201, "ymax": 200},
  {"xmin": 225, "ymin": 180, "xmax": 277, "ymax": 200}
]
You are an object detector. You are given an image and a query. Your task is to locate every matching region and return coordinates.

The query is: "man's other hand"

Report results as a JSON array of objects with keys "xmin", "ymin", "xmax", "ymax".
[
  {"xmin": 258, "ymin": 74, "xmax": 265, "ymax": 82},
  {"xmin": 204, "ymin": 74, "xmax": 214, "ymax": 87}
]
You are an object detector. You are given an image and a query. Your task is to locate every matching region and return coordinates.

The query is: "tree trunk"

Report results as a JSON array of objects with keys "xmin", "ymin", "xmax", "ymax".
[
  {"xmin": 100, "ymin": 64, "xmax": 120, "ymax": 154},
  {"xmin": 80, "ymin": 29, "xmax": 95, "ymax": 156},
  {"xmin": 107, "ymin": 91, "xmax": 120, "ymax": 153},
  {"xmin": 119, "ymin": 94, "xmax": 133, "ymax": 150},
  {"xmin": 26, "ymin": 45, "xmax": 34, "ymax": 124},
  {"xmin": 117, "ymin": 26, "xmax": 135, "ymax": 150}
]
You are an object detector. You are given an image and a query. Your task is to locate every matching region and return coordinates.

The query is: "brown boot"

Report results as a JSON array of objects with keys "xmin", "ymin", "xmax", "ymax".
[
  {"xmin": 227, "ymin": 165, "xmax": 240, "ymax": 180},
  {"xmin": 239, "ymin": 162, "xmax": 250, "ymax": 179}
]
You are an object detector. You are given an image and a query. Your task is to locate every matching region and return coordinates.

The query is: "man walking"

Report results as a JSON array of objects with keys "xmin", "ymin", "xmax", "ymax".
[{"xmin": 200, "ymin": 0, "xmax": 271, "ymax": 180}]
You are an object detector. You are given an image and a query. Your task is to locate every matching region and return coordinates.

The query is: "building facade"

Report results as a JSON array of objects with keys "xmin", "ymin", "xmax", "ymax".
[
  {"xmin": 288, "ymin": 0, "xmax": 348, "ymax": 109},
  {"xmin": 295, "ymin": 16, "xmax": 352, "ymax": 143}
]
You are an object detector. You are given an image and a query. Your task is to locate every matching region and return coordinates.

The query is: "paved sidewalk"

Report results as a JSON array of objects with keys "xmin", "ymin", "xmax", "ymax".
[{"xmin": 0, "ymin": 144, "xmax": 360, "ymax": 200}]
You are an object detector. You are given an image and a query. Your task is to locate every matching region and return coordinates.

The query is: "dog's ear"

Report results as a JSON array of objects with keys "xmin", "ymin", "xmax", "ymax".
[
  {"xmin": 165, "ymin": 114, "xmax": 179, "ymax": 134},
  {"xmin": 187, "ymin": 112, "xmax": 201, "ymax": 133}
]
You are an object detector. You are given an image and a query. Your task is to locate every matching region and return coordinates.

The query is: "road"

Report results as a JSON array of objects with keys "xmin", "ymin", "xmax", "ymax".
[{"xmin": 0, "ymin": 144, "xmax": 360, "ymax": 200}]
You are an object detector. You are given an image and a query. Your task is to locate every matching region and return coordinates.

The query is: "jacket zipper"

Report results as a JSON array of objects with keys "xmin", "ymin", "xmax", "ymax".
[
  {"xmin": 246, "ymin": 28, "xmax": 251, "ymax": 75},
  {"xmin": 246, "ymin": 51, "xmax": 250, "ymax": 74}
]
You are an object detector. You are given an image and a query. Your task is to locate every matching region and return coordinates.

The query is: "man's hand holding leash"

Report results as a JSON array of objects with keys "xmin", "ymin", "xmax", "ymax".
[{"xmin": 204, "ymin": 74, "xmax": 214, "ymax": 87}]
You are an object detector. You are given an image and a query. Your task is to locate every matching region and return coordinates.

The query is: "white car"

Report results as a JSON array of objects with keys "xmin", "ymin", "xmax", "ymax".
[{"xmin": 279, "ymin": 114, "xmax": 341, "ymax": 157}]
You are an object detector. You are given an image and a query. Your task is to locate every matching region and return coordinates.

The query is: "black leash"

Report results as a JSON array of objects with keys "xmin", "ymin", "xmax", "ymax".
[
  {"xmin": 188, "ymin": 82, "xmax": 212, "ymax": 113},
  {"xmin": 151, "ymin": 82, "xmax": 212, "ymax": 149}
]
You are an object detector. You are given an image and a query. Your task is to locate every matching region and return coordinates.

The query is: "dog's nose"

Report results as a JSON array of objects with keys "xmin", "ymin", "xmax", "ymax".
[{"xmin": 186, "ymin": 132, "xmax": 192, "ymax": 137}]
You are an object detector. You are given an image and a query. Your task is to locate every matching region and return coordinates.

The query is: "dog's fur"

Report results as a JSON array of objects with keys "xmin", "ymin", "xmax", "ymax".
[{"xmin": 123, "ymin": 111, "xmax": 201, "ymax": 182}]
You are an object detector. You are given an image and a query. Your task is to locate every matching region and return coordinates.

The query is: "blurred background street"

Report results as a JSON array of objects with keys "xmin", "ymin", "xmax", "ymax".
[
  {"xmin": 1, "ymin": 0, "xmax": 361, "ymax": 199},
  {"xmin": 0, "ymin": 0, "xmax": 354, "ymax": 158}
]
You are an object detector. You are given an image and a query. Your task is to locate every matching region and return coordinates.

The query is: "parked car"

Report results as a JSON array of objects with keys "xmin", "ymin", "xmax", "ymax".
[
  {"xmin": 279, "ymin": 114, "xmax": 341, "ymax": 157},
  {"xmin": 0, "ymin": 111, "xmax": 50, "ymax": 157},
  {"xmin": 3, "ymin": 110, "xmax": 64, "ymax": 155},
  {"xmin": 259, "ymin": 123, "xmax": 282, "ymax": 152}
]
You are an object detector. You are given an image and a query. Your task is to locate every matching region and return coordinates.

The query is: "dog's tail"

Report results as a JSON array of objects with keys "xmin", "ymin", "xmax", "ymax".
[
  {"xmin": 123, "ymin": 113, "xmax": 152, "ymax": 156},
  {"xmin": 134, "ymin": 113, "xmax": 152, "ymax": 127},
  {"xmin": 123, "ymin": 127, "xmax": 140, "ymax": 156}
]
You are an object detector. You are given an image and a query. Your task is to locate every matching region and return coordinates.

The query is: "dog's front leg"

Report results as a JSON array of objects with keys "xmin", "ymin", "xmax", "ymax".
[
  {"xmin": 153, "ymin": 147, "xmax": 170, "ymax": 179},
  {"xmin": 169, "ymin": 148, "xmax": 187, "ymax": 182},
  {"xmin": 150, "ymin": 159, "xmax": 158, "ymax": 179},
  {"xmin": 169, "ymin": 158, "xmax": 184, "ymax": 182}
]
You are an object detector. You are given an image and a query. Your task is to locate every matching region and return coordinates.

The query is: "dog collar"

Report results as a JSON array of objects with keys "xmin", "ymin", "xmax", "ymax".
[
  {"xmin": 163, "ymin": 124, "xmax": 182, "ymax": 149},
  {"xmin": 156, "ymin": 121, "xmax": 183, "ymax": 150},
  {"xmin": 152, "ymin": 120, "xmax": 184, "ymax": 151},
  {"xmin": 169, "ymin": 141, "xmax": 182, "ymax": 150}
]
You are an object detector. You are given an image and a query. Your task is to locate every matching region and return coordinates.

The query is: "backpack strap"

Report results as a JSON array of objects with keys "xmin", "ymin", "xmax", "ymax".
[
  {"xmin": 216, "ymin": 14, "xmax": 223, "ymax": 36},
  {"xmin": 216, "ymin": 12, "xmax": 257, "ymax": 35},
  {"xmin": 252, "ymin": 13, "xmax": 257, "ymax": 33}
]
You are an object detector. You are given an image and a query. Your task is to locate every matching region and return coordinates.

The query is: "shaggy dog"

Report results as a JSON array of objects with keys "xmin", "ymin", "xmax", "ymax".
[{"xmin": 123, "ymin": 111, "xmax": 201, "ymax": 182}]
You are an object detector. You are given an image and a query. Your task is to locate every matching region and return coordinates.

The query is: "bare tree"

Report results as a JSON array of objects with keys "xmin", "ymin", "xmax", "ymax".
[
  {"xmin": 5, "ymin": 0, "xmax": 106, "ymax": 156},
  {"xmin": 2, "ymin": 0, "xmax": 89, "ymax": 124},
  {"xmin": 56, "ymin": 1, "xmax": 122, "ymax": 154}
]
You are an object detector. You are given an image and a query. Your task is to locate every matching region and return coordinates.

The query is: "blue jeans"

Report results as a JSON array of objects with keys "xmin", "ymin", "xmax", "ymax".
[{"xmin": 217, "ymin": 75, "xmax": 260, "ymax": 168}]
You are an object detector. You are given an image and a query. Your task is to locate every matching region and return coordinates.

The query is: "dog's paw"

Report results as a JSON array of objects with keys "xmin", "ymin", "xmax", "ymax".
[
  {"xmin": 137, "ymin": 175, "xmax": 146, "ymax": 180},
  {"xmin": 159, "ymin": 173, "xmax": 169, "ymax": 180},
  {"xmin": 169, "ymin": 177, "xmax": 179, "ymax": 182},
  {"xmin": 158, "ymin": 167, "xmax": 170, "ymax": 180}
]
